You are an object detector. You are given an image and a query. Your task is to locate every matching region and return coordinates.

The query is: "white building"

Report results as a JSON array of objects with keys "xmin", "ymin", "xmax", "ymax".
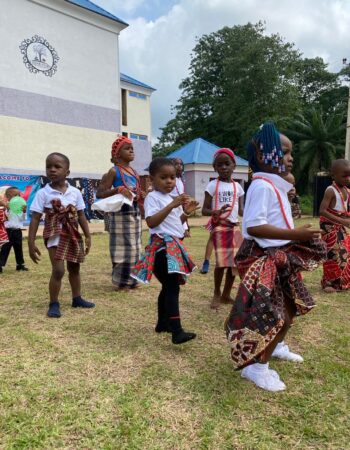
[{"xmin": 0, "ymin": 0, "xmax": 154, "ymax": 178}]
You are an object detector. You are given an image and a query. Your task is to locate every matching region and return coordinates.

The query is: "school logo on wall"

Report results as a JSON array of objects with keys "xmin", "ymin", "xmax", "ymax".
[{"xmin": 19, "ymin": 35, "xmax": 59, "ymax": 77}]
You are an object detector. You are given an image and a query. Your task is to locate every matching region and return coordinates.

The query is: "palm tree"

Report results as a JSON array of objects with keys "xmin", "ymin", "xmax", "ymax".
[{"xmin": 284, "ymin": 107, "xmax": 346, "ymax": 193}]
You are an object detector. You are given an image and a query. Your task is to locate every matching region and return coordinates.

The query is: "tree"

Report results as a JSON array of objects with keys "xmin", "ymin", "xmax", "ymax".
[
  {"xmin": 284, "ymin": 107, "xmax": 346, "ymax": 194},
  {"xmin": 154, "ymin": 22, "xmax": 303, "ymax": 156}
]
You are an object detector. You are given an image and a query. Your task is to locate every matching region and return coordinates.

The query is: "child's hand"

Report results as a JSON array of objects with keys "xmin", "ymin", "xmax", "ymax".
[
  {"xmin": 22, "ymin": 205, "xmax": 27, "ymax": 213},
  {"xmin": 29, "ymin": 244, "xmax": 41, "ymax": 264},
  {"xmin": 212, "ymin": 204, "xmax": 231, "ymax": 219},
  {"xmin": 171, "ymin": 194, "xmax": 190, "ymax": 208},
  {"xmin": 292, "ymin": 224, "xmax": 321, "ymax": 241},
  {"xmin": 184, "ymin": 200, "xmax": 200, "ymax": 215},
  {"xmin": 120, "ymin": 188, "xmax": 134, "ymax": 201},
  {"xmin": 342, "ymin": 218, "xmax": 350, "ymax": 228},
  {"xmin": 85, "ymin": 236, "xmax": 91, "ymax": 255},
  {"xmin": 184, "ymin": 229, "xmax": 191, "ymax": 238}
]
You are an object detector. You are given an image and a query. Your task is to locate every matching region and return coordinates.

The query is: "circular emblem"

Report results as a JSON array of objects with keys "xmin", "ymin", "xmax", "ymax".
[{"xmin": 19, "ymin": 35, "xmax": 59, "ymax": 77}]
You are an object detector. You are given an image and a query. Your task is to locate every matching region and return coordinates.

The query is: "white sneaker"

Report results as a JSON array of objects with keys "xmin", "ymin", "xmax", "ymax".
[
  {"xmin": 241, "ymin": 364, "xmax": 286, "ymax": 392},
  {"xmin": 272, "ymin": 342, "xmax": 304, "ymax": 363}
]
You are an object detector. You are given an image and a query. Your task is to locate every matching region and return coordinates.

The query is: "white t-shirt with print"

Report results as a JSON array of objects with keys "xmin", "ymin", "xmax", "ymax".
[
  {"xmin": 205, "ymin": 179, "xmax": 244, "ymax": 223},
  {"xmin": 144, "ymin": 190, "xmax": 184, "ymax": 238},
  {"xmin": 242, "ymin": 172, "xmax": 294, "ymax": 248}
]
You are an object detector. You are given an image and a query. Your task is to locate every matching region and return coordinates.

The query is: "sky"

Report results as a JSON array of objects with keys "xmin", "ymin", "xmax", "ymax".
[{"xmin": 94, "ymin": 0, "xmax": 350, "ymax": 143}]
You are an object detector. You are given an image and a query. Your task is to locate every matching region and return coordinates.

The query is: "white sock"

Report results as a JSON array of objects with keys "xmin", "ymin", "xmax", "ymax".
[{"xmin": 252, "ymin": 362, "xmax": 269, "ymax": 372}]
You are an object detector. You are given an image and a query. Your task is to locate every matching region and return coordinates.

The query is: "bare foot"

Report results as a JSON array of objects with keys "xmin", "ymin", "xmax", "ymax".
[
  {"xmin": 220, "ymin": 296, "xmax": 235, "ymax": 304},
  {"xmin": 210, "ymin": 294, "xmax": 221, "ymax": 310},
  {"xmin": 323, "ymin": 286, "xmax": 337, "ymax": 293}
]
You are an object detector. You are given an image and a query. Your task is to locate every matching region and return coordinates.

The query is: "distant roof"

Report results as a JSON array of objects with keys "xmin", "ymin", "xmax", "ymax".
[
  {"xmin": 64, "ymin": 0, "xmax": 128, "ymax": 26},
  {"xmin": 167, "ymin": 138, "xmax": 248, "ymax": 166},
  {"xmin": 120, "ymin": 73, "xmax": 156, "ymax": 91}
]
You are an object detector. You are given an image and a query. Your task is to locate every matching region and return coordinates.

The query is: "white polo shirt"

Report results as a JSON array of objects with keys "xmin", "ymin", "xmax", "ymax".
[
  {"xmin": 242, "ymin": 172, "xmax": 294, "ymax": 248},
  {"xmin": 144, "ymin": 190, "xmax": 184, "ymax": 238},
  {"xmin": 30, "ymin": 183, "xmax": 85, "ymax": 213}
]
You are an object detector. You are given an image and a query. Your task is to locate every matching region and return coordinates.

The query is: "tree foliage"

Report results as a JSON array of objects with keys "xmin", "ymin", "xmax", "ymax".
[
  {"xmin": 284, "ymin": 107, "xmax": 346, "ymax": 194},
  {"xmin": 153, "ymin": 22, "xmax": 345, "ymax": 165}
]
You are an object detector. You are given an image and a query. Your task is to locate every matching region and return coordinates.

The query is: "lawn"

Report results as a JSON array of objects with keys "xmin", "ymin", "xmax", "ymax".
[{"xmin": 0, "ymin": 220, "xmax": 349, "ymax": 449}]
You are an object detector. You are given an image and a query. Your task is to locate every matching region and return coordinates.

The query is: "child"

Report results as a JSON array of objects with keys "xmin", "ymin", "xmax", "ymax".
[
  {"xmin": 0, "ymin": 187, "xmax": 28, "ymax": 273},
  {"xmin": 132, "ymin": 157, "xmax": 198, "ymax": 344},
  {"xmin": 319, "ymin": 159, "xmax": 350, "ymax": 292},
  {"xmin": 0, "ymin": 198, "xmax": 9, "ymax": 250},
  {"xmin": 96, "ymin": 136, "xmax": 144, "ymax": 290},
  {"xmin": 202, "ymin": 148, "xmax": 244, "ymax": 309},
  {"xmin": 170, "ymin": 157, "xmax": 190, "ymax": 237},
  {"xmin": 28, "ymin": 152, "xmax": 94, "ymax": 318},
  {"xmin": 284, "ymin": 173, "xmax": 302, "ymax": 219},
  {"xmin": 225, "ymin": 123, "xmax": 326, "ymax": 392}
]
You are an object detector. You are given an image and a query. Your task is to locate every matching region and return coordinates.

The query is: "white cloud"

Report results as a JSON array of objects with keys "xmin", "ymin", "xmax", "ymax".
[{"xmin": 99, "ymin": 0, "xmax": 350, "ymax": 141}]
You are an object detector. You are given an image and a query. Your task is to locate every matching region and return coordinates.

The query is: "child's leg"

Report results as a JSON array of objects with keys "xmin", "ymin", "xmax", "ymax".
[
  {"xmin": 67, "ymin": 261, "xmax": 81, "ymax": 298},
  {"xmin": 220, "ymin": 269, "xmax": 235, "ymax": 303},
  {"xmin": 12, "ymin": 229, "xmax": 26, "ymax": 269},
  {"xmin": 155, "ymin": 289, "xmax": 170, "ymax": 332},
  {"xmin": 48, "ymin": 248, "xmax": 65, "ymax": 303},
  {"xmin": 153, "ymin": 250, "xmax": 195, "ymax": 343},
  {"xmin": 200, "ymin": 236, "xmax": 213, "ymax": 274},
  {"xmin": 260, "ymin": 297, "xmax": 294, "ymax": 363},
  {"xmin": 210, "ymin": 267, "xmax": 225, "ymax": 309},
  {"xmin": 67, "ymin": 261, "xmax": 95, "ymax": 308},
  {"xmin": 0, "ymin": 236, "xmax": 13, "ymax": 268}
]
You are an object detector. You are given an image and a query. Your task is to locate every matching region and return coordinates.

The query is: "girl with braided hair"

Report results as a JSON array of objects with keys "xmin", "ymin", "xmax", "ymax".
[
  {"xmin": 96, "ymin": 136, "xmax": 145, "ymax": 290},
  {"xmin": 225, "ymin": 123, "xmax": 326, "ymax": 392}
]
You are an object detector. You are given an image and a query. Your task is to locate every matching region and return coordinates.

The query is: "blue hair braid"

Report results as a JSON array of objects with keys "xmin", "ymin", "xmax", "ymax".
[{"xmin": 247, "ymin": 122, "xmax": 285, "ymax": 173}]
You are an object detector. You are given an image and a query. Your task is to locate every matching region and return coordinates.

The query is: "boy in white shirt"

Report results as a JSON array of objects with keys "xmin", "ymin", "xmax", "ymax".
[
  {"xmin": 225, "ymin": 123, "xmax": 326, "ymax": 392},
  {"xmin": 0, "ymin": 187, "xmax": 28, "ymax": 273},
  {"xmin": 132, "ymin": 157, "xmax": 199, "ymax": 344}
]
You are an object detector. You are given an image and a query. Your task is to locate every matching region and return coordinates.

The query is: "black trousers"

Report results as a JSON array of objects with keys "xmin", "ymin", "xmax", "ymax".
[
  {"xmin": 153, "ymin": 249, "xmax": 181, "ymax": 328},
  {"xmin": 0, "ymin": 228, "xmax": 25, "ymax": 267}
]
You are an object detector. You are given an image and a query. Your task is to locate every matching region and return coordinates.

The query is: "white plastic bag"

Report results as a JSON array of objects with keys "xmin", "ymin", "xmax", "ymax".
[{"xmin": 91, "ymin": 193, "xmax": 134, "ymax": 212}]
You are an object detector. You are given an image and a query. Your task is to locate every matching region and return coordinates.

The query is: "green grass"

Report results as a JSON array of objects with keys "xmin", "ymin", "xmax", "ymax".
[
  {"xmin": 0, "ymin": 222, "xmax": 349, "ymax": 449},
  {"xmin": 300, "ymin": 195, "xmax": 313, "ymax": 216}
]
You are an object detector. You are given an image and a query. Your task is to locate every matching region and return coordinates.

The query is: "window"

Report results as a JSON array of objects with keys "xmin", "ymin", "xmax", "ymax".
[
  {"xmin": 130, "ymin": 133, "xmax": 148, "ymax": 141},
  {"xmin": 121, "ymin": 89, "xmax": 127, "ymax": 126},
  {"xmin": 129, "ymin": 91, "xmax": 147, "ymax": 100},
  {"xmin": 122, "ymin": 132, "xmax": 128, "ymax": 137}
]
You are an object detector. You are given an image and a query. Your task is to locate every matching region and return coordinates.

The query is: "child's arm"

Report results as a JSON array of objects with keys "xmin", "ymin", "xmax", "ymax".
[
  {"xmin": 319, "ymin": 188, "xmax": 350, "ymax": 228},
  {"xmin": 146, "ymin": 194, "xmax": 189, "ymax": 228},
  {"xmin": 247, "ymin": 223, "xmax": 321, "ymax": 242},
  {"xmin": 96, "ymin": 169, "xmax": 133, "ymax": 200},
  {"xmin": 28, "ymin": 212, "xmax": 42, "ymax": 263},
  {"xmin": 238, "ymin": 196, "xmax": 244, "ymax": 217},
  {"xmin": 202, "ymin": 192, "xmax": 230, "ymax": 217},
  {"xmin": 181, "ymin": 200, "xmax": 200, "ymax": 223},
  {"xmin": 78, "ymin": 210, "xmax": 91, "ymax": 255}
]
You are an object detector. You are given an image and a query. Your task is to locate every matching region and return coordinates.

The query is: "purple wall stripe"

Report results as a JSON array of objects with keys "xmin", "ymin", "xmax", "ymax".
[{"xmin": 0, "ymin": 86, "xmax": 120, "ymax": 132}]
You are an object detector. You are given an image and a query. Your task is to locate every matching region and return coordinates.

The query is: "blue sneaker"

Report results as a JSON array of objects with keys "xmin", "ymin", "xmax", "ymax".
[
  {"xmin": 47, "ymin": 301, "xmax": 61, "ymax": 318},
  {"xmin": 72, "ymin": 296, "xmax": 95, "ymax": 308},
  {"xmin": 200, "ymin": 259, "xmax": 210, "ymax": 274}
]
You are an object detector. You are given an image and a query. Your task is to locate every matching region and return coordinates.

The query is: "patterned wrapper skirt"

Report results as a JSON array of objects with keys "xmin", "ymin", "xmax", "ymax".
[
  {"xmin": 225, "ymin": 238, "xmax": 326, "ymax": 370},
  {"xmin": 131, "ymin": 233, "xmax": 196, "ymax": 285},
  {"xmin": 320, "ymin": 216, "xmax": 350, "ymax": 290},
  {"xmin": 211, "ymin": 220, "xmax": 243, "ymax": 268},
  {"xmin": 109, "ymin": 203, "xmax": 141, "ymax": 288}
]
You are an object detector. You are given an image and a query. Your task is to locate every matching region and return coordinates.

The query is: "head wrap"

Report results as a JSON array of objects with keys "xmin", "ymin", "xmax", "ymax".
[
  {"xmin": 213, "ymin": 148, "xmax": 236, "ymax": 164},
  {"xmin": 247, "ymin": 122, "xmax": 284, "ymax": 173},
  {"xmin": 111, "ymin": 136, "xmax": 132, "ymax": 158}
]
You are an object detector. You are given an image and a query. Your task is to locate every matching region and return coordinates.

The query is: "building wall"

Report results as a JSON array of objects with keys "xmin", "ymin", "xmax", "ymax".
[
  {"xmin": 0, "ymin": 0, "xmax": 125, "ymax": 175},
  {"xmin": 183, "ymin": 164, "xmax": 248, "ymax": 207},
  {"xmin": 121, "ymin": 83, "xmax": 152, "ymax": 139}
]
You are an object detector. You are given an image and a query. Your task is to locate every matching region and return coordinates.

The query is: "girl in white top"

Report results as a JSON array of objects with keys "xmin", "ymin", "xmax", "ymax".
[
  {"xmin": 202, "ymin": 148, "xmax": 244, "ymax": 310},
  {"xmin": 169, "ymin": 157, "xmax": 190, "ymax": 236},
  {"xmin": 132, "ymin": 158, "xmax": 199, "ymax": 345},
  {"xmin": 319, "ymin": 158, "xmax": 350, "ymax": 292},
  {"xmin": 225, "ymin": 122, "xmax": 325, "ymax": 393}
]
